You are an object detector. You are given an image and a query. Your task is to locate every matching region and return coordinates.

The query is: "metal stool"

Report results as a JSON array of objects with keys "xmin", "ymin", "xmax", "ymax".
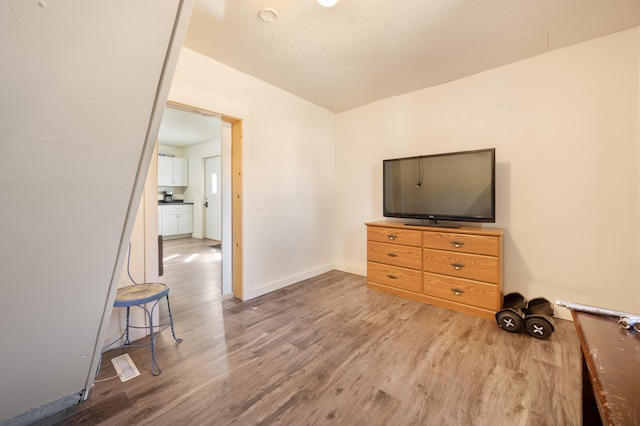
[{"xmin": 107, "ymin": 282, "xmax": 182, "ymax": 375}]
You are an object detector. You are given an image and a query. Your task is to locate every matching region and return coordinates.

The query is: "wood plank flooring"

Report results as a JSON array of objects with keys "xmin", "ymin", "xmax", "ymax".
[{"xmin": 40, "ymin": 238, "xmax": 582, "ymax": 425}]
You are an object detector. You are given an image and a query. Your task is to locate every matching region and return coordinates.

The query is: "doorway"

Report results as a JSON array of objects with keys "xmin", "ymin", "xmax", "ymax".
[{"xmin": 163, "ymin": 101, "xmax": 243, "ymax": 299}]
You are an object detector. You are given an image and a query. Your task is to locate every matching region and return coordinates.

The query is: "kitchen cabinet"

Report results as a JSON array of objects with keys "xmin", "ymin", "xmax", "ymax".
[
  {"xmin": 159, "ymin": 204, "xmax": 193, "ymax": 237},
  {"xmin": 158, "ymin": 156, "xmax": 188, "ymax": 186}
]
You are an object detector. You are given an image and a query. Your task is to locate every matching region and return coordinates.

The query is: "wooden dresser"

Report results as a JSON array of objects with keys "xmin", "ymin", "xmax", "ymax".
[{"xmin": 366, "ymin": 221, "xmax": 505, "ymax": 320}]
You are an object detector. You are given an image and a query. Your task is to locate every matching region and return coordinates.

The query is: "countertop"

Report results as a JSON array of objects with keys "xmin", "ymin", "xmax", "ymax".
[{"xmin": 158, "ymin": 200, "xmax": 194, "ymax": 205}]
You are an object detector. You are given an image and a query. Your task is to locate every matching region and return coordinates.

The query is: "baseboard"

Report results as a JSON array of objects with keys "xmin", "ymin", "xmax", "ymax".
[
  {"xmin": 244, "ymin": 264, "xmax": 334, "ymax": 300},
  {"xmin": 0, "ymin": 392, "xmax": 82, "ymax": 426},
  {"xmin": 333, "ymin": 263, "xmax": 366, "ymax": 277},
  {"xmin": 161, "ymin": 233, "xmax": 192, "ymax": 240}
]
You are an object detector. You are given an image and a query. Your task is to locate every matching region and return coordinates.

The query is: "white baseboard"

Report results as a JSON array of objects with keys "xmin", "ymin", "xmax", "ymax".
[
  {"xmin": 333, "ymin": 263, "xmax": 366, "ymax": 277},
  {"xmin": 244, "ymin": 264, "xmax": 334, "ymax": 300}
]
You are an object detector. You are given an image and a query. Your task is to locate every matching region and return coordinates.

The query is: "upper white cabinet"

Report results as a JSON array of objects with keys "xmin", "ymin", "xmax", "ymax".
[{"xmin": 158, "ymin": 156, "xmax": 188, "ymax": 186}]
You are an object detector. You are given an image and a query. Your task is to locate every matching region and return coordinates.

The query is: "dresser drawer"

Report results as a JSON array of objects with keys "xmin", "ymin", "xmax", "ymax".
[
  {"xmin": 368, "ymin": 227, "xmax": 422, "ymax": 247},
  {"xmin": 367, "ymin": 262, "xmax": 422, "ymax": 293},
  {"xmin": 367, "ymin": 241, "xmax": 422, "ymax": 270},
  {"xmin": 423, "ymin": 272, "xmax": 499, "ymax": 310},
  {"xmin": 423, "ymin": 249, "xmax": 498, "ymax": 283},
  {"xmin": 423, "ymin": 231, "xmax": 499, "ymax": 256}
]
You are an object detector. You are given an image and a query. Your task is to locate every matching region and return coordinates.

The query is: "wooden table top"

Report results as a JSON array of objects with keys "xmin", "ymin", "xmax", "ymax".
[{"xmin": 572, "ymin": 310, "xmax": 640, "ymax": 425}]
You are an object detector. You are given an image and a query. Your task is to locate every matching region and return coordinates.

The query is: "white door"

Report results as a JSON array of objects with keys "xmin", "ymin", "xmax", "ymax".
[{"xmin": 205, "ymin": 156, "xmax": 222, "ymax": 241}]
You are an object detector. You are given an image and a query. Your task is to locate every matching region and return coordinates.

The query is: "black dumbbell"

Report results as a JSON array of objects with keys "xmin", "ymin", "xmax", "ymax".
[
  {"xmin": 523, "ymin": 297, "xmax": 555, "ymax": 340},
  {"xmin": 495, "ymin": 292, "xmax": 528, "ymax": 333}
]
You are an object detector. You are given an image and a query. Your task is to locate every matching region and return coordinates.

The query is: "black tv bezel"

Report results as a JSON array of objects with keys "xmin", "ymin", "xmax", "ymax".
[{"xmin": 382, "ymin": 148, "xmax": 496, "ymax": 224}]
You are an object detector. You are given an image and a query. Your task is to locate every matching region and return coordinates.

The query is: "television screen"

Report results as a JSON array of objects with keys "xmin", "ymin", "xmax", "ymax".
[{"xmin": 383, "ymin": 148, "xmax": 495, "ymax": 224}]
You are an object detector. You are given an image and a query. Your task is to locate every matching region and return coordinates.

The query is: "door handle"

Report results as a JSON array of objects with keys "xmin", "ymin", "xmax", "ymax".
[{"xmin": 204, "ymin": 201, "xmax": 209, "ymax": 208}]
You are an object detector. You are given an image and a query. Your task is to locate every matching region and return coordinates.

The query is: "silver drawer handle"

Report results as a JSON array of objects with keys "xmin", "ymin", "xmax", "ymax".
[
  {"xmin": 451, "ymin": 263, "xmax": 465, "ymax": 270},
  {"xmin": 387, "ymin": 233, "xmax": 397, "ymax": 240},
  {"xmin": 451, "ymin": 241, "xmax": 464, "ymax": 248},
  {"xmin": 451, "ymin": 288, "xmax": 464, "ymax": 296},
  {"xmin": 387, "ymin": 274, "xmax": 398, "ymax": 280},
  {"xmin": 387, "ymin": 253, "xmax": 398, "ymax": 257}
]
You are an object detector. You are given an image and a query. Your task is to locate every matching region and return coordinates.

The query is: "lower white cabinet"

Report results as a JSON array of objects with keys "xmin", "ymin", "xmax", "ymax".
[{"xmin": 158, "ymin": 204, "xmax": 193, "ymax": 237}]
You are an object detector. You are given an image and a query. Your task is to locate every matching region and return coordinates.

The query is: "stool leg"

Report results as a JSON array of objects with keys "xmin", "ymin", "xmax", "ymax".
[
  {"xmin": 165, "ymin": 294, "xmax": 183, "ymax": 344},
  {"xmin": 123, "ymin": 306, "xmax": 131, "ymax": 345},
  {"xmin": 147, "ymin": 301, "xmax": 161, "ymax": 376}
]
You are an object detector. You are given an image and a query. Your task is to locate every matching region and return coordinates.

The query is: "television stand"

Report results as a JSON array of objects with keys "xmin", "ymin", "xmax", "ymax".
[
  {"xmin": 366, "ymin": 221, "xmax": 505, "ymax": 320},
  {"xmin": 405, "ymin": 219, "xmax": 460, "ymax": 228}
]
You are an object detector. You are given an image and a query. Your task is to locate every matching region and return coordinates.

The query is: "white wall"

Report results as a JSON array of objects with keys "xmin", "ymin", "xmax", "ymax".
[
  {"xmin": 0, "ymin": 1, "xmax": 193, "ymax": 423},
  {"xmin": 335, "ymin": 28, "xmax": 640, "ymax": 320},
  {"xmin": 168, "ymin": 48, "xmax": 336, "ymax": 300}
]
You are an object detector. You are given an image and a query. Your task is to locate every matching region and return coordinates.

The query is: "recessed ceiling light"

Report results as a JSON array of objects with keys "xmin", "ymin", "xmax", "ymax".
[
  {"xmin": 318, "ymin": 0, "xmax": 338, "ymax": 7},
  {"xmin": 259, "ymin": 8, "xmax": 278, "ymax": 22}
]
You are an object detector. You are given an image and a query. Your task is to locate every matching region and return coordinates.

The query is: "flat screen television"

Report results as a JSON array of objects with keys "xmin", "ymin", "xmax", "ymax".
[{"xmin": 383, "ymin": 148, "xmax": 495, "ymax": 227}]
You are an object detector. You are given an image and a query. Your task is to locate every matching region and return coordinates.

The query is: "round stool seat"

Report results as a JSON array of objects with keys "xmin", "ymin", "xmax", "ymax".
[
  {"xmin": 114, "ymin": 283, "xmax": 169, "ymax": 307},
  {"xmin": 105, "ymin": 282, "xmax": 181, "ymax": 376}
]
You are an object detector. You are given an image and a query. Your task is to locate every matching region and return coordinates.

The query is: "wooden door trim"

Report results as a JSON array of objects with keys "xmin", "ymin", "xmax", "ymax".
[
  {"xmin": 166, "ymin": 100, "xmax": 243, "ymax": 300},
  {"xmin": 227, "ymin": 117, "xmax": 243, "ymax": 300}
]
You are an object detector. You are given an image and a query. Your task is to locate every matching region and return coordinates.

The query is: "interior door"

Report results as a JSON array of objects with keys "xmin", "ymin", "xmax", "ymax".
[{"xmin": 205, "ymin": 156, "xmax": 222, "ymax": 241}]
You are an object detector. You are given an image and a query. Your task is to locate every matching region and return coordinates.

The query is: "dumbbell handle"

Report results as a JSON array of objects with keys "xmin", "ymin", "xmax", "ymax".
[{"xmin": 618, "ymin": 317, "xmax": 640, "ymax": 331}]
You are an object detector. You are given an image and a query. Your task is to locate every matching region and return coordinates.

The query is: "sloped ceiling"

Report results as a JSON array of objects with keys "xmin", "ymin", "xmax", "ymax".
[{"xmin": 184, "ymin": 0, "xmax": 640, "ymax": 113}]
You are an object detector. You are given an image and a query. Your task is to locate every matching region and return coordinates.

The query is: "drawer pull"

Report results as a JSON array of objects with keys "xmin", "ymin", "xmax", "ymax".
[
  {"xmin": 451, "ymin": 241, "xmax": 465, "ymax": 248},
  {"xmin": 451, "ymin": 288, "xmax": 464, "ymax": 296},
  {"xmin": 387, "ymin": 233, "xmax": 397, "ymax": 241},
  {"xmin": 387, "ymin": 274, "xmax": 398, "ymax": 280},
  {"xmin": 387, "ymin": 253, "xmax": 398, "ymax": 258},
  {"xmin": 451, "ymin": 263, "xmax": 465, "ymax": 270}
]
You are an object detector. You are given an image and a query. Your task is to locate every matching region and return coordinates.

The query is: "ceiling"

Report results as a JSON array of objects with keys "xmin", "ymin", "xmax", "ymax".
[
  {"xmin": 161, "ymin": 0, "xmax": 640, "ymax": 146},
  {"xmin": 184, "ymin": 0, "xmax": 640, "ymax": 113},
  {"xmin": 158, "ymin": 106, "xmax": 221, "ymax": 147}
]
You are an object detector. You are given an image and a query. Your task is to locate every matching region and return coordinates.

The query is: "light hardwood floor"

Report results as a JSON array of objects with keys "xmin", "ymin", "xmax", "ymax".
[{"xmin": 41, "ymin": 238, "xmax": 582, "ymax": 425}]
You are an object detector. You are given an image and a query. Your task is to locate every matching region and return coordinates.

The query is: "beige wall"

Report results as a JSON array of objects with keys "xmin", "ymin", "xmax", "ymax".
[
  {"xmin": 334, "ymin": 27, "xmax": 640, "ymax": 320},
  {"xmin": 169, "ymin": 29, "xmax": 640, "ymax": 319},
  {"xmin": 0, "ymin": 1, "xmax": 193, "ymax": 422},
  {"xmin": 169, "ymin": 48, "xmax": 337, "ymax": 300}
]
